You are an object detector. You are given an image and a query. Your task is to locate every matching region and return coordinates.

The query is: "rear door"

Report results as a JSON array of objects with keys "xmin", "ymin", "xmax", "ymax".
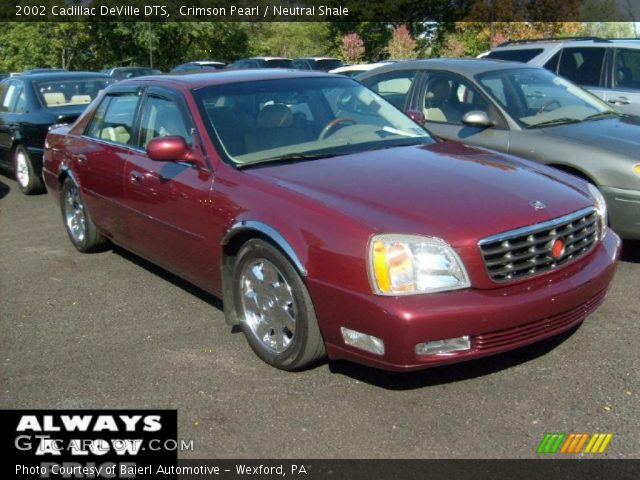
[
  {"xmin": 122, "ymin": 86, "xmax": 217, "ymax": 287},
  {"xmin": 556, "ymin": 46, "xmax": 607, "ymax": 100},
  {"xmin": 77, "ymin": 85, "xmax": 142, "ymax": 241},
  {"xmin": 0, "ymin": 79, "xmax": 26, "ymax": 165},
  {"xmin": 361, "ymin": 69, "xmax": 422, "ymax": 111},
  {"xmin": 602, "ymin": 47, "xmax": 640, "ymax": 115}
]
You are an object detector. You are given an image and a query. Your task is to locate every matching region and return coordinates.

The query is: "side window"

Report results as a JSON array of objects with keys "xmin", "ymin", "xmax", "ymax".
[
  {"xmin": 14, "ymin": 90, "xmax": 27, "ymax": 113},
  {"xmin": 1, "ymin": 82, "xmax": 23, "ymax": 113},
  {"xmin": 85, "ymin": 93, "xmax": 139, "ymax": 146},
  {"xmin": 138, "ymin": 95, "xmax": 192, "ymax": 149},
  {"xmin": 363, "ymin": 71, "xmax": 416, "ymax": 109},
  {"xmin": 422, "ymin": 72, "xmax": 491, "ymax": 124},
  {"xmin": 543, "ymin": 51, "xmax": 561, "ymax": 73},
  {"xmin": 558, "ymin": 47, "xmax": 605, "ymax": 87},
  {"xmin": 486, "ymin": 48, "xmax": 543, "ymax": 63},
  {"xmin": 613, "ymin": 48, "xmax": 640, "ymax": 89}
]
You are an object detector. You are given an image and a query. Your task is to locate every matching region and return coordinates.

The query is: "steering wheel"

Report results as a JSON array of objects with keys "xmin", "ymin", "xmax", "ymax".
[
  {"xmin": 537, "ymin": 99, "xmax": 561, "ymax": 114},
  {"xmin": 318, "ymin": 117, "xmax": 357, "ymax": 140}
]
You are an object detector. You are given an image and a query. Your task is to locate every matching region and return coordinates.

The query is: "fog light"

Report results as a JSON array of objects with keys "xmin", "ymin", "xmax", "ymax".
[
  {"xmin": 340, "ymin": 327, "xmax": 385, "ymax": 355},
  {"xmin": 415, "ymin": 336, "xmax": 471, "ymax": 355}
]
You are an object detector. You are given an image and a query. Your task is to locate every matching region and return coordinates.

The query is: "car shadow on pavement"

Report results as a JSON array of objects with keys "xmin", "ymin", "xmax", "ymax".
[
  {"xmin": 0, "ymin": 179, "xmax": 10, "ymax": 199},
  {"xmin": 112, "ymin": 246, "xmax": 224, "ymax": 312},
  {"xmin": 328, "ymin": 326, "xmax": 579, "ymax": 390},
  {"xmin": 621, "ymin": 239, "xmax": 640, "ymax": 264}
]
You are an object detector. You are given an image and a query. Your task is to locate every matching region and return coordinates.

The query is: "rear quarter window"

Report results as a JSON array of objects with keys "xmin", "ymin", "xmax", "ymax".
[{"xmin": 486, "ymin": 48, "xmax": 544, "ymax": 63}]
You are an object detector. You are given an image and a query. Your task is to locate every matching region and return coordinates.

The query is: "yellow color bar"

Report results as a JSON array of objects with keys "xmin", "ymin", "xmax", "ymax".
[
  {"xmin": 598, "ymin": 433, "xmax": 613, "ymax": 453},
  {"xmin": 584, "ymin": 434, "xmax": 598, "ymax": 453}
]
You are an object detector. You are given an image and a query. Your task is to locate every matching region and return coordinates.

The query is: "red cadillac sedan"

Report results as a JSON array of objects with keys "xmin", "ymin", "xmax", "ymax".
[{"xmin": 43, "ymin": 70, "xmax": 620, "ymax": 372}]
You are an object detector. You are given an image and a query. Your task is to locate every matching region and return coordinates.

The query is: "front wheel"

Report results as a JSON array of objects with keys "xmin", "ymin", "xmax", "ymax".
[
  {"xmin": 14, "ymin": 146, "xmax": 45, "ymax": 195},
  {"xmin": 233, "ymin": 239, "xmax": 325, "ymax": 371},
  {"xmin": 60, "ymin": 177, "xmax": 108, "ymax": 252}
]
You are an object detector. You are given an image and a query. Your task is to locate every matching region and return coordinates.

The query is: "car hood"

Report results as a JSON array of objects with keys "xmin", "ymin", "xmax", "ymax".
[
  {"xmin": 538, "ymin": 115, "xmax": 640, "ymax": 157},
  {"xmin": 245, "ymin": 141, "xmax": 593, "ymax": 248}
]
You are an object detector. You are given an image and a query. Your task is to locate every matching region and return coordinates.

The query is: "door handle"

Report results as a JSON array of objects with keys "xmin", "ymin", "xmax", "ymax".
[
  {"xmin": 608, "ymin": 97, "xmax": 631, "ymax": 105},
  {"xmin": 75, "ymin": 154, "xmax": 87, "ymax": 164},
  {"xmin": 130, "ymin": 171, "xmax": 144, "ymax": 183}
]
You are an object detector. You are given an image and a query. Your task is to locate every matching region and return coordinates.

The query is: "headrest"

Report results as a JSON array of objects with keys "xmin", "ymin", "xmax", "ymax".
[
  {"xmin": 425, "ymin": 78, "xmax": 451, "ymax": 101},
  {"xmin": 44, "ymin": 92, "xmax": 66, "ymax": 105},
  {"xmin": 257, "ymin": 104, "xmax": 293, "ymax": 129}
]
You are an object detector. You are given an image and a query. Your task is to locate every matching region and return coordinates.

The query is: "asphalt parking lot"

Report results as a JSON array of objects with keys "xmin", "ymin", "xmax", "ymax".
[{"xmin": 1, "ymin": 175, "xmax": 638, "ymax": 459}]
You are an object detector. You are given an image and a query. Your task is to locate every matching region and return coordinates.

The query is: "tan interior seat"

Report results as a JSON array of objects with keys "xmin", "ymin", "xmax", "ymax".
[
  {"xmin": 246, "ymin": 104, "xmax": 310, "ymax": 152},
  {"xmin": 423, "ymin": 78, "xmax": 462, "ymax": 123},
  {"xmin": 43, "ymin": 92, "xmax": 66, "ymax": 105},
  {"xmin": 100, "ymin": 126, "xmax": 130, "ymax": 145},
  {"xmin": 70, "ymin": 95, "xmax": 91, "ymax": 104}
]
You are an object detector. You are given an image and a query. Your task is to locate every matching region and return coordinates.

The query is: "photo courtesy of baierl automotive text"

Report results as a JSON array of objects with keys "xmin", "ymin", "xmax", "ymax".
[{"xmin": 0, "ymin": 1, "xmax": 639, "ymax": 479}]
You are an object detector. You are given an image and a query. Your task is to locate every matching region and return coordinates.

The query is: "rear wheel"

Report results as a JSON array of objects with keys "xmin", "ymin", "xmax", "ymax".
[
  {"xmin": 60, "ymin": 177, "xmax": 108, "ymax": 252},
  {"xmin": 233, "ymin": 239, "xmax": 325, "ymax": 371},
  {"xmin": 14, "ymin": 146, "xmax": 45, "ymax": 195}
]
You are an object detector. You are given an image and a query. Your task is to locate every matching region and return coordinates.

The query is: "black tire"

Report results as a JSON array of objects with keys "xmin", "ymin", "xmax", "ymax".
[
  {"xmin": 60, "ymin": 177, "xmax": 108, "ymax": 253},
  {"xmin": 14, "ymin": 145, "xmax": 45, "ymax": 195},
  {"xmin": 232, "ymin": 239, "xmax": 325, "ymax": 371}
]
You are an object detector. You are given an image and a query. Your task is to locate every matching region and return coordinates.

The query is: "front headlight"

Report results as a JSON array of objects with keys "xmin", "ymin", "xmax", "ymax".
[
  {"xmin": 368, "ymin": 234, "xmax": 470, "ymax": 295},
  {"xmin": 587, "ymin": 183, "xmax": 608, "ymax": 240}
]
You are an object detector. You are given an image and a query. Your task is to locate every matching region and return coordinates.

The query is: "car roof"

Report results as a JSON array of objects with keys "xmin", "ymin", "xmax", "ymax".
[
  {"xmin": 118, "ymin": 69, "xmax": 338, "ymax": 89},
  {"xmin": 357, "ymin": 58, "xmax": 535, "ymax": 76},
  {"xmin": 16, "ymin": 71, "xmax": 113, "ymax": 81},
  {"xmin": 493, "ymin": 38, "xmax": 640, "ymax": 50},
  {"xmin": 297, "ymin": 57, "xmax": 340, "ymax": 61},
  {"xmin": 248, "ymin": 57, "xmax": 292, "ymax": 61},
  {"xmin": 110, "ymin": 66, "xmax": 153, "ymax": 71},
  {"xmin": 330, "ymin": 62, "xmax": 393, "ymax": 73}
]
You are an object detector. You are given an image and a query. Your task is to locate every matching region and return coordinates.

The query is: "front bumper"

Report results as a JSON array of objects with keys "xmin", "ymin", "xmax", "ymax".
[
  {"xmin": 601, "ymin": 185, "xmax": 640, "ymax": 240},
  {"xmin": 309, "ymin": 232, "xmax": 621, "ymax": 372}
]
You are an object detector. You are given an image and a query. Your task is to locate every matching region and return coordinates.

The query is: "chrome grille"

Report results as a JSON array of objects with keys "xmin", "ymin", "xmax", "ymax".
[{"xmin": 479, "ymin": 207, "xmax": 598, "ymax": 283}]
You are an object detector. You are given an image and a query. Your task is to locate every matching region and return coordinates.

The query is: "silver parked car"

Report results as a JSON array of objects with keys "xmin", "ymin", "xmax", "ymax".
[
  {"xmin": 483, "ymin": 37, "xmax": 640, "ymax": 116},
  {"xmin": 356, "ymin": 59, "xmax": 640, "ymax": 239}
]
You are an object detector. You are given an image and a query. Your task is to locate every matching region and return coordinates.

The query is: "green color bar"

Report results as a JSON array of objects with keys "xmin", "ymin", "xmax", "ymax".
[{"xmin": 537, "ymin": 433, "xmax": 566, "ymax": 454}]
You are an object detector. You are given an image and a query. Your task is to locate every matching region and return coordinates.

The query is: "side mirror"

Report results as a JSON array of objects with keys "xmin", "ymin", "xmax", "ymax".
[
  {"xmin": 405, "ymin": 110, "xmax": 426, "ymax": 124},
  {"xmin": 462, "ymin": 110, "xmax": 494, "ymax": 128},
  {"xmin": 146, "ymin": 136, "xmax": 189, "ymax": 162},
  {"xmin": 52, "ymin": 113, "xmax": 80, "ymax": 127}
]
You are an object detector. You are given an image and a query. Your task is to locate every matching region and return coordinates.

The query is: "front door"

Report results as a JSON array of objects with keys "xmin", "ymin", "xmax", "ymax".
[
  {"xmin": 414, "ymin": 71, "xmax": 510, "ymax": 152},
  {"xmin": 602, "ymin": 47, "xmax": 640, "ymax": 116},
  {"xmin": 122, "ymin": 87, "xmax": 217, "ymax": 288}
]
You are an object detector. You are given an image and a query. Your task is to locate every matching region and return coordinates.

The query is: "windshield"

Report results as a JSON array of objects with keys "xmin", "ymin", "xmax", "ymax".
[
  {"xmin": 263, "ymin": 59, "xmax": 293, "ymax": 68},
  {"xmin": 36, "ymin": 78, "xmax": 113, "ymax": 108},
  {"xmin": 312, "ymin": 59, "xmax": 343, "ymax": 71},
  {"xmin": 193, "ymin": 77, "xmax": 434, "ymax": 166},
  {"xmin": 476, "ymin": 68, "xmax": 615, "ymax": 128}
]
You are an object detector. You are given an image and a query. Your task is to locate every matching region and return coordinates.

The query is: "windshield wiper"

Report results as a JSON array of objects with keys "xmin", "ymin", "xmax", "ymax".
[
  {"xmin": 368, "ymin": 139, "xmax": 425, "ymax": 150},
  {"xmin": 526, "ymin": 117, "xmax": 582, "ymax": 129},
  {"xmin": 583, "ymin": 111, "xmax": 620, "ymax": 121},
  {"xmin": 238, "ymin": 151, "xmax": 346, "ymax": 168}
]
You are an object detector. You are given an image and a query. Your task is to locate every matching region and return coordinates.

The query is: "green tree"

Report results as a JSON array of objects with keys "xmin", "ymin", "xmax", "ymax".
[
  {"xmin": 249, "ymin": 22, "xmax": 336, "ymax": 58},
  {"xmin": 385, "ymin": 25, "xmax": 419, "ymax": 59},
  {"xmin": 0, "ymin": 23, "xmax": 92, "ymax": 71}
]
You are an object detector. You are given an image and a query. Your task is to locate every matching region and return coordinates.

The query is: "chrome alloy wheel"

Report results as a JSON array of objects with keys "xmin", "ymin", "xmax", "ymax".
[
  {"xmin": 64, "ymin": 183, "xmax": 86, "ymax": 244},
  {"xmin": 15, "ymin": 150, "xmax": 29, "ymax": 188},
  {"xmin": 239, "ymin": 259, "xmax": 296, "ymax": 354}
]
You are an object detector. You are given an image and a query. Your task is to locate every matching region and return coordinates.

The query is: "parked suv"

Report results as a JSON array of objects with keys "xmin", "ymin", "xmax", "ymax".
[{"xmin": 485, "ymin": 37, "xmax": 640, "ymax": 115}]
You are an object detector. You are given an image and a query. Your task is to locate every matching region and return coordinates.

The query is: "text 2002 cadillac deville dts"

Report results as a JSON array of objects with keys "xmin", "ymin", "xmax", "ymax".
[{"xmin": 43, "ymin": 70, "xmax": 621, "ymax": 372}]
